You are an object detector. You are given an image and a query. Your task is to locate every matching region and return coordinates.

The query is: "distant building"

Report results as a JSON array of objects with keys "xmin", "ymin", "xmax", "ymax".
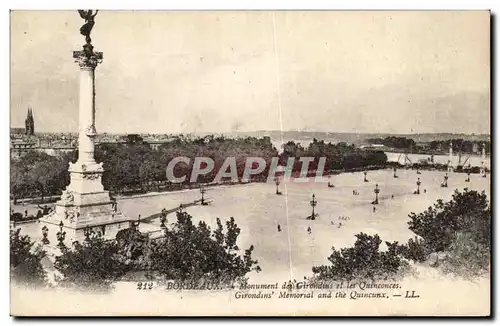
[
  {"xmin": 11, "ymin": 107, "xmax": 35, "ymax": 136},
  {"xmin": 25, "ymin": 107, "xmax": 35, "ymax": 136},
  {"xmin": 10, "ymin": 127, "xmax": 25, "ymax": 135}
]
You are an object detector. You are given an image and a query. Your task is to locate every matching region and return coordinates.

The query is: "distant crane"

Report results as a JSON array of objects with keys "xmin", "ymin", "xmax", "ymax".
[
  {"xmin": 397, "ymin": 152, "xmax": 413, "ymax": 166},
  {"xmin": 397, "ymin": 141, "xmax": 414, "ymax": 167}
]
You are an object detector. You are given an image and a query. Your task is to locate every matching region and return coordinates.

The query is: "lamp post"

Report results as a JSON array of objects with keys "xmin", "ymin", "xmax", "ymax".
[
  {"xmin": 160, "ymin": 213, "xmax": 167, "ymax": 229},
  {"xmin": 200, "ymin": 185, "xmax": 207, "ymax": 204},
  {"xmin": 160, "ymin": 208, "xmax": 167, "ymax": 228},
  {"xmin": 56, "ymin": 221, "xmax": 66, "ymax": 247},
  {"xmin": 327, "ymin": 175, "xmax": 334, "ymax": 188},
  {"xmin": 416, "ymin": 177, "xmax": 421, "ymax": 195},
  {"xmin": 274, "ymin": 176, "xmax": 281, "ymax": 195},
  {"xmin": 373, "ymin": 184, "xmax": 380, "ymax": 205},
  {"xmin": 84, "ymin": 226, "xmax": 93, "ymax": 241},
  {"xmin": 41, "ymin": 225, "xmax": 50, "ymax": 244},
  {"xmin": 309, "ymin": 194, "xmax": 317, "ymax": 220}
]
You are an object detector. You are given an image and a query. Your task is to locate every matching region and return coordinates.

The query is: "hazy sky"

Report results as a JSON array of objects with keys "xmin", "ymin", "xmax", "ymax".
[{"xmin": 11, "ymin": 11, "xmax": 490, "ymax": 134}]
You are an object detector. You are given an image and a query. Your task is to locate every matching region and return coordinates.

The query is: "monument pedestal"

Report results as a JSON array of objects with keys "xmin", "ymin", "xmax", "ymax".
[{"xmin": 40, "ymin": 161, "xmax": 131, "ymax": 243}]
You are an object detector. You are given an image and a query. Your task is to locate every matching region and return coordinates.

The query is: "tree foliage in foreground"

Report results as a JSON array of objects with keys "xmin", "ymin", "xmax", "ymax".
[
  {"xmin": 312, "ymin": 233, "xmax": 409, "ymax": 281},
  {"xmin": 54, "ymin": 234, "xmax": 129, "ymax": 291},
  {"xmin": 313, "ymin": 189, "xmax": 491, "ymax": 281},
  {"xmin": 149, "ymin": 211, "xmax": 260, "ymax": 285},
  {"xmin": 405, "ymin": 189, "xmax": 491, "ymax": 277},
  {"xmin": 53, "ymin": 211, "xmax": 260, "ymax": 290},
  {"xmin": 408, "ymin": 189, "xmax": 491, "ymax": 253},
  {"xmin": 10, "ymin": 229, "xmax": 47, "ymax": 287}
]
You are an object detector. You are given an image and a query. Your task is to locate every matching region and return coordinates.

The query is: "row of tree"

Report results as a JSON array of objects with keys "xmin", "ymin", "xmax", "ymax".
[
  {"xmin": 365, "ymin": 136, "xmax": 417, "ymax": 150},
  {"xmin": 10, "ymin": 151, "xmax": 70, "ymax": 203},
  {"xmin": 11, "ymin": 135, "xmax": 389, "ymax": 200},
  {"xmin": 280, "ymin": 139, "xmax": 387, "ymax": 172}
]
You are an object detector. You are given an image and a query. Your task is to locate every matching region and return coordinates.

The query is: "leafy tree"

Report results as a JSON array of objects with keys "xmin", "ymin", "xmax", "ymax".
[
  {"xmin": 10, "ymin": 229, "xmax": 46, "ymax": 287},
  {"xmin": 366, "ymin": 136, "xmax": 416, "ymax": 150},
  {"xmin": 440, "ymin": 232, "xmax": 490, "ymax": 278},
  {"xmin": 54, "ymin": 234, "xmax": 130, "ymax": 291},
  {"xmin": 53, "ymin": 211, "xmax": 260, "ymax": 289},
  {"xmin": 116, "ymin": 227, "xmax": 152, "ymax": 270},
  {"xmin": 312, "ymin": 233, "xmax": 409, "ymax": 281},
  {"xmin": 396, "ymin": 236, "xmax": 428, "ymax": 263},
  {"xmin": 405, "ymin": 189, "xmax": 491, "ymax": 277},
  {"xmin": 407, "ymin": 189, "xmax": 491, "ymax": 252},
  {"xmin": 10, "ymin": 151, "xmax": 69, "ymax": 201},
  {"xmin": 149, "ymin": 211, "xmax": 260, "ymax": 285}
]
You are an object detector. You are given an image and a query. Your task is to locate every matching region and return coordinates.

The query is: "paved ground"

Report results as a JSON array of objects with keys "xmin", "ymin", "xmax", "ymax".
[
  {"xmin": 16, "ymin": 168, "xmax": 490, "ymax": 282},
  {"xmin": 116, "ymin": 168, "xmax": 490, "ymax": 282}
]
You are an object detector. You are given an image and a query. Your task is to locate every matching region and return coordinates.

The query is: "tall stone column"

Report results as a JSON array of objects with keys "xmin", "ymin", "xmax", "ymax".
[
  {"xmin": 75, "ymin": 48, "xmax": 100, "ymax": 164},
  {"xmin": 66, "ymin": 48, "xmax": 107, "ymax": 199},
  {"xmin": 40, "ymin": 42, "xmax": 131, "ymax": 244}
]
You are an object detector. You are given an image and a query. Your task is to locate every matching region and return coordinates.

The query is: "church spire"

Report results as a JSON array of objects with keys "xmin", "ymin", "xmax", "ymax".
[{"xmin": 25, "ymin": 106, "xmax": 34, "ymax": 136}]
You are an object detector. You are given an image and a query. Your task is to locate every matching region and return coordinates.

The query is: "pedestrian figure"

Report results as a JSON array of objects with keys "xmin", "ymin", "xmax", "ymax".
[
  {"xmin": 307, "ymin": 226, "xmax": 311, "ymax": 234},
  {"xmin": 338, "ymin": 222, "xmax": 342, "ymax": 228},
  {"xmin": 424, "ymin": 189, "xmax": 427, "ymax": 194},
  {"xmin": 24, "ymin": 209, "xmax": 28, "ymax": 218},
  {"xmin": 277, "ymin": 224, "xmax": 282, "ymax": 232},
  {"xmin": 391, "ymin": 194, "xmax": 394, "ymax": 199},
  {"xmin": 373, "ymin": 206, "xmax": 376, "ymax": 213}
]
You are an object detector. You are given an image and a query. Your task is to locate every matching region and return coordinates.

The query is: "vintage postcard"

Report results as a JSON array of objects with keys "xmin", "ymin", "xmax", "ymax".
[{"xmin": 9, "ymin": 10, "xmax": 490, "ymax": 316}]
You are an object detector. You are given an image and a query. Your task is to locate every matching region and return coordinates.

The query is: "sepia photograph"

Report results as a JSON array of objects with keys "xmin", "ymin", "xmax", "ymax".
[{"xmin": 9, "ymin": 10, "xmax": 491, "ymax": 316}]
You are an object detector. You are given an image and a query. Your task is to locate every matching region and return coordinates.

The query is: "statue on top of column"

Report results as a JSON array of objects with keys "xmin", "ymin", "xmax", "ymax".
[{"xmin": 78, "ymin": 10, "xmax": 99, "ymax": 46}]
